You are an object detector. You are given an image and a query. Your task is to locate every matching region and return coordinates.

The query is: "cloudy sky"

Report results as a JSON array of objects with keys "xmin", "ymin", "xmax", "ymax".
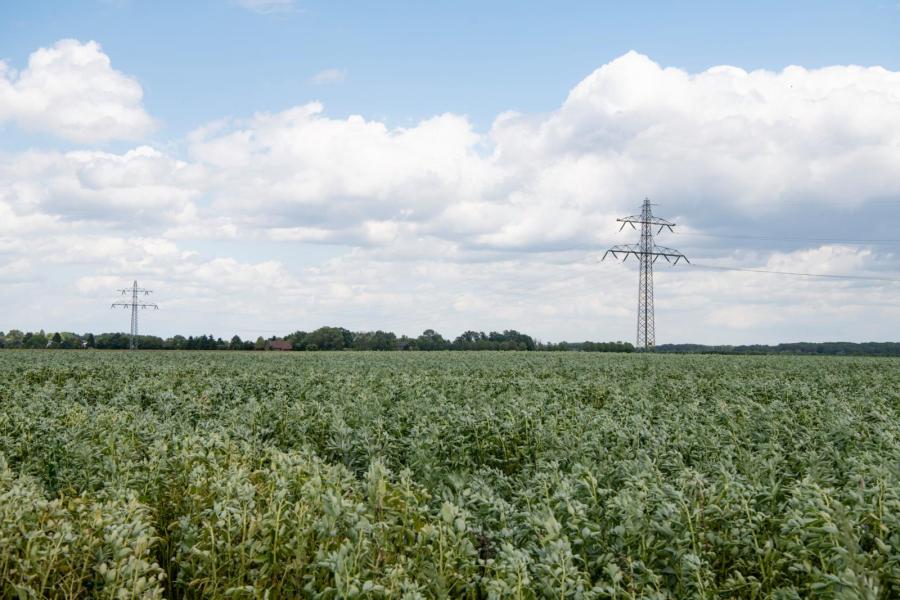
[{"xmin": 1, "ymin": 1, "xmax": 899, "ymax": 344}]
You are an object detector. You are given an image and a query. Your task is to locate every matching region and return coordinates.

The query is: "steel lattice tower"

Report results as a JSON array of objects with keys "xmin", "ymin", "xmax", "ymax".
[
  {"xmin": 603, "ymin": 198, "xmax": 689, "ymax": 349},
  {"xmin": 111, "ymin": 280, "xmax": 158, "ymax": 350}
]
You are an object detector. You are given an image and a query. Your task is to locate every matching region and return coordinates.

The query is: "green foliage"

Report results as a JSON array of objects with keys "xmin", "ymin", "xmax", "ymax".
[
  {"xmin": 1, "ymin": 351, "xmax": 899, "ymax": 598},
  {"xmin": 0, "ymin": 457, "xmax": 164, "ymax": 598}
]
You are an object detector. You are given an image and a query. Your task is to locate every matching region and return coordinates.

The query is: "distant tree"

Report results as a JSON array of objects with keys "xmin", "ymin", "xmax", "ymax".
[
  {"xmin": 254, "ymin": 336, "xmax": 266, "ymax": 351},
  {"xmin": 538, "ymin": 340, "xmax": 633, "ymax": 353},
  {"xmin": 137, "ymin": 335, "xmax": 164, "ymax": 350},
  {"xmin": 95, "ymin": 332, "xmax": 129, "ymax": 349},
  {"xmin": 58, "ymin": 333, "xmax": 82, "ymax": 349},
  {"xmin": 285, "ymin": 330, "xmax": 308, "ymax": 350},
  {"xmin": 416, "ymin": 329, "xmax": 450, "ymax": 351},
  {"xmin": 304, "ymin": 327, "xmax": 352, "ymax": 350},
  {"xmin": 51, "ymin": 332, "xmax": 62, "ymax": 348},
  {"xmin": 494, "ymin": 330, "xmax": 535, "ymax": 351},
  {"xmin": 4, "ymin": 330, "xmax": 24, "ymax": 348},
  {"xmin": 84, "ymin": 333, "xmax": 96, "ymax": 348},
  {"xmin": 452, "ymin": 331, "xmax": 486, "ymax": 350},
  {"xmin": 229, "ymin": 335, "xmax": 243, "ymax": 350},
  {"xmin": 352, "ymin": 330, "xmax": 398, "ymax": 351},
  {"xmin": 23, "ymin": 331, "xmax": 48, "ymax": 349}
]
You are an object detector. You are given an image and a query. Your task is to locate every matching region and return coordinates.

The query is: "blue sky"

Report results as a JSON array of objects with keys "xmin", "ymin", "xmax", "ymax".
[
  {"xmin": 5, "ymin": 1, "xmax": 899, "ymax": 137},
  {"xmin": 1, "ymin": 1, "xmax": 899, "ymax": 343}
]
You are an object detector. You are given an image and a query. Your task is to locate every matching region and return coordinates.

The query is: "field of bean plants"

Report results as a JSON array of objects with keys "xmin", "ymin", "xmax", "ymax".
[{"xmin": 1, "ymin": 350, "xmax": 898, "ymax": 599}]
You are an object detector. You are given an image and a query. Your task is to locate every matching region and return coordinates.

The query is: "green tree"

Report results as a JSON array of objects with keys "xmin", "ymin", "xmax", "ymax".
[
  {"xmin": 352, "ymin": 330, "xmax": 398, "ymax": 351},
  {"xmin": 304, "ymin": 327, "xmax": 352, "ymax": 350},
  {"xmin": 23, "ymin": 331, "xmax": 48, "ymax": 349},
  {"xmin": 95, "ymin": 333, "xmax": 129, "ymax": 349},
  {"xmin": 4, "ymin": 330, "xmax": 24, "ymax": 348},
  {"xmin": 285, "ymin": 330, "xmax": 308, "ymax": 350},
  {"xmin": 58, "ymin": 333, "xmax": 83, "ymax": 349},
  {"xmin": 416, "ymin": 329, "xmax": 450, "ymax": 351}
]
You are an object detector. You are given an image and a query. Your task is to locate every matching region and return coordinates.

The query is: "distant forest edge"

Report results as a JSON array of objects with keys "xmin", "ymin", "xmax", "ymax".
[
  {"xmin": 1, "ymin": 328, "xmax": 898, "ymax": 355},
  {"xmin": 0, "ymin": 327, "xmax": 631, "ymax": 352},
  {"xmin": 656, "ymin": 342, "xmax": 900, "ymax": 357}
]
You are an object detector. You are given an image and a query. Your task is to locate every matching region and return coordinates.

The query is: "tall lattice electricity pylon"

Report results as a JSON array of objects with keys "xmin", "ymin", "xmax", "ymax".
[
  {"xmin": 111, "ymin": 280, "xmax": 158, "ymax": 350},
  {"xmin": 603, "ymin": 198, "xmax": 689, "ymax": 350}
]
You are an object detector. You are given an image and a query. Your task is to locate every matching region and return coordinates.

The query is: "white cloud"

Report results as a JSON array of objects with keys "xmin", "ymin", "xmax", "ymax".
[
  {"xmin": 187, "ymin": 103, "xmax": 495, "ymax": 242},
  {"xmin": 309, "ymin": 68, "xmax": 347, "ymax": 85},
  {"xmin": 176, "ymin": 52, "xmax": 900, "ymax": 256},
  {"xmin": 234, "ymin": 0, "xmax": 297, "ymax": 14},
  {"xmin": 8, "ymin": 50, "xmax": 900, "ymax": 258},
  {"xmin": 0, "ymin": 39, "xmax": 154, "ymax": 143},
  {"xmin": 3, "ymin": 47, "xmax": 900, "ymax": 342},
  {"xmin": 0, "ymin": 146, "xmax": 203, "ymax": 228},
  {"xmin": 491, "ymin": 52, "xmax": 900, "ymax": 217}
]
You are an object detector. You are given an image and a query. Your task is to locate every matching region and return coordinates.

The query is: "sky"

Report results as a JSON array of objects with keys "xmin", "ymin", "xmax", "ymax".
[{"xmin": 1, "ymin": 1, "xmax": 899, "ymax": 345}]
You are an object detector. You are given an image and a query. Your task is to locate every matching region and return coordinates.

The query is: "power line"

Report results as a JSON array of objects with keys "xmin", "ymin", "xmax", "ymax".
[
  {"xmin": 688, "ymin": 263, "xmax": 900, "ymax": 283},
  {"xmin": 111, "ymin": 280, "xmax": 158, "ymax": 350}
]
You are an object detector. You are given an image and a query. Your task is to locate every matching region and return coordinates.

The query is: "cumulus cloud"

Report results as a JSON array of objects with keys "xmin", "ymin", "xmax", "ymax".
[
  {"xmin": 13, "ymin": 49, "xmax": 892, "ymax": 256},
  {"xmin": 3, "ymin": 48, "xmax": 900, "ymax": 342},
  {"xmin": 187, "ymin": 103, "xmax": 495, "ymax": 243},
  {"xmin": 0, "ymin": 146, "xmax": 204, "ymax": 228},
  {"xmin": 0, "ymin": 39, "xmax": 155, "ymax": 143},
  {"xmin": 175, "ymin": 52, "xmax": 900, "ymax": 255},
  {"xmin": 489, "ymin": 52, "xmax": 900, "ymax": 219}
]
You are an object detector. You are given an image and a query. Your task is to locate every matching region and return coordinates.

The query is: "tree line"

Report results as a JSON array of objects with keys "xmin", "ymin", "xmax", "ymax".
[
  {"xmin": 0, "ymin": 328, "xmax": 635, "ymax": 352},
  {"xmin": 656, "ymin": 342, "xmax": 900, "ymax": 357},
  {"xmin": 3, "ymin": 329, "xmax": 895, "ymax": 355}
]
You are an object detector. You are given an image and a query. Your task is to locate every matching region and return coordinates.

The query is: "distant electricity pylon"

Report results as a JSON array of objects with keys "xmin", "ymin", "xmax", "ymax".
[
  {"xmin": 111, "ymin": 280, "xmax": 158, "ymax": 350},
  {"xmin": 603, "ymin": 198, "xmax": 689, "ymax": 350}
]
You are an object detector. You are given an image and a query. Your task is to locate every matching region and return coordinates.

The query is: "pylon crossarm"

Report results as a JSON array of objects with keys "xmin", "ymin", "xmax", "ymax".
[
  {"xmin": 605, "ymin": 250, "xmax": 687, "ymax": 262},
  {"xmin": 602, "ymin": 244, "xmax": 644, "ymax": 262},
  {"xmin": 652, "ymin": 245, "xmax": 690, "ymax": 263},
  {"xmin": 617, "ymin": 215, "xmax": 676, "ymax": 228}
]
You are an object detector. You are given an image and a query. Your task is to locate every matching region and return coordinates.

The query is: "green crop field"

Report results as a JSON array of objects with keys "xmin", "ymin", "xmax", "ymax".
[{"xmin": 1, "ymin": 351, "xmax": 898, "ymax": 599}]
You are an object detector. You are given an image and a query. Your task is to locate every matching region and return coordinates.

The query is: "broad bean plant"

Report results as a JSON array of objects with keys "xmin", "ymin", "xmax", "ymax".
[{"xmin": 0, "ymin": 351, "xmax": 898, "ymax": 598}]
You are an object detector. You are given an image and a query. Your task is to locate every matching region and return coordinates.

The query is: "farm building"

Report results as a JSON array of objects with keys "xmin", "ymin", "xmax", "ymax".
[{"xmin": 264, "ymin": 339, "xmax": 293, "ymax": 351}]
